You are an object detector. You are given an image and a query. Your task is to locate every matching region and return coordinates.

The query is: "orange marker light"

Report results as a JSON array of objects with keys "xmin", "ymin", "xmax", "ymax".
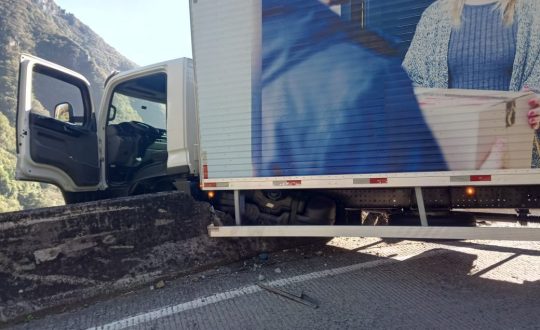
[
  {"xmin": 207, "ymin": 191, "xmax": 216, "ymax": 199},
  {"xmin": 465, "ymin": 187, "xmax": 475, "ymax": 196}
]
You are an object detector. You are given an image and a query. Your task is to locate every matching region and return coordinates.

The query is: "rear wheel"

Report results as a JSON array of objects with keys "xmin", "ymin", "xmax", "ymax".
[{"xmin": 215, "ymin": 190, "xmax": 336, "ymax": 226}]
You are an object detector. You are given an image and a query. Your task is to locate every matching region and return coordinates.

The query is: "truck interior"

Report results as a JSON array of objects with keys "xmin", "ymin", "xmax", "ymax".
[{"xmin": 105, "ymin": 72, "xmax": 168, "ymax": 193}]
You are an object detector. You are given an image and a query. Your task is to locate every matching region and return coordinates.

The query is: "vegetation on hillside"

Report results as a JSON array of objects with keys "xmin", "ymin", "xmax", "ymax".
[{"xmin": 0, "ymin": 0, "xmax": 136, "ymax": 213}]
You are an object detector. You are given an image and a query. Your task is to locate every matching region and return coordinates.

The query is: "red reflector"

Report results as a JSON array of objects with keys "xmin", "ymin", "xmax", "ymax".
[
  {"xmin": 287, "ymin": 180, "xmax": 302, "ymax": 186},
  {"xmin": 203, "ymin": 165, "xmax": 209, "ymax": 179},
  {"xmin": 370, "ymin": 178, "xmax": 388, "ymax": 184},
  {"xmin": 204, "ymin": 182, "xmax": 217, "ymax": 188},
  {"xmin": 470, "ymin": 175, "xmax": 491, "ymax": 182}
]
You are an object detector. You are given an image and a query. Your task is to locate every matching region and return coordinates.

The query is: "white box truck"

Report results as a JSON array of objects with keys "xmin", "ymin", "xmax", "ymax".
[{"xmin": 15, "ymin": 0, "xmax": 540, "ymax": 240}]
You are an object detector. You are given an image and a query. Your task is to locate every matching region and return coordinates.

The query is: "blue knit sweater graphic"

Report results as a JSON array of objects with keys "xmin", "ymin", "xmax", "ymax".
[{"xmin": 448, "ymin": 3, "xmax": 518, "ymax": 91}]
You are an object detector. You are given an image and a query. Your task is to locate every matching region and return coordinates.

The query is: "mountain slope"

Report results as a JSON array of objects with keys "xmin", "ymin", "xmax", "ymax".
[{"xmin": 0, "ymin": 0, "xmax": 137, "ymax": 212}]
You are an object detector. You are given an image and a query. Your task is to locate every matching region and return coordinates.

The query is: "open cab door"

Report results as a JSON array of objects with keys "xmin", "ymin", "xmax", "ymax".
[{"xmin": 16, "ymin": 54, "xmax": 103, "ymax": 192}]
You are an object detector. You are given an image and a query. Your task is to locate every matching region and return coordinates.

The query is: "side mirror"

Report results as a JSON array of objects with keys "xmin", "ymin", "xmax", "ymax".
[{"xmin": 54, "ymin": 102, "xmax": 74, "ymax": 123}]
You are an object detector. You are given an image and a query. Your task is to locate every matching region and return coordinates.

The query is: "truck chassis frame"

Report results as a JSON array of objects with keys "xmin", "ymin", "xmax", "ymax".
[{"xmin": 209, "ymin": 186, "xmax": 540, "ymax": 241}]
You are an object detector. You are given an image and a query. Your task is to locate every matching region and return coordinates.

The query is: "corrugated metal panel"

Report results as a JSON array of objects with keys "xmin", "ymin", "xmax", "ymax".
[{"xmin": 191, "ymin": 0, "xmax": 257, "ymax": 178}]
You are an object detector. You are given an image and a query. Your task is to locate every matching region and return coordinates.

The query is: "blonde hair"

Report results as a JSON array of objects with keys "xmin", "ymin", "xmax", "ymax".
[{"xmin": 450, "ymin": 0, "xmax": 517, "ymax": 26}]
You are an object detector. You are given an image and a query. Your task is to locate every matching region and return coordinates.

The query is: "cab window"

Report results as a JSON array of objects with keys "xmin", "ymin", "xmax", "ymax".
[
  {"xmin": 108, "ymin": 73, "xmax": 167, "ymax": 130},
  {"xmin": 31, "ymin": 64, "xmax": 88, "ymax": 125}
]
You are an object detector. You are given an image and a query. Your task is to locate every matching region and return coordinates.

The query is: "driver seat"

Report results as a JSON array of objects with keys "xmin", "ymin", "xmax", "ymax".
[{"xmin": 106, "ymin": 124, "xmax": 143, "ymax": 168}]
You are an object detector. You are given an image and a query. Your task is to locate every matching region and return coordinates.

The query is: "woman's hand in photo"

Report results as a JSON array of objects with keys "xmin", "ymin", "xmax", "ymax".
[{"xmin": 527, "ymin": 97, "xmax": 540, "ymax": 130}]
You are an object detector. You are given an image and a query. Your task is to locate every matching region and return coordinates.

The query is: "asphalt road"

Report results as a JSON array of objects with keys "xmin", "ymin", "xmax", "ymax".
[{"xmin": 10, "ymin": 234, "xmax": 540, "ymax": 330}]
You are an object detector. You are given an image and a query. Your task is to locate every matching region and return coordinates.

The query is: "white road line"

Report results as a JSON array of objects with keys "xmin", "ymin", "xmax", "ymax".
[{"xmin": 87, "ymin": 249, "xmax": 447, "ymax": 330}]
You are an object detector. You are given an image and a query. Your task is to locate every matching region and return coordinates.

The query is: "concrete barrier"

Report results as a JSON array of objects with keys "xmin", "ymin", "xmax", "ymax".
[{"xmin": 0, "ymin": 192, "xmax": 314, "ymax": 324}]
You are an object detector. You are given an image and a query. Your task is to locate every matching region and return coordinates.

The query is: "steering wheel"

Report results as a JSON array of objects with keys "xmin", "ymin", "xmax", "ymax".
[{"xmin": 130, "ymin": 121, "xmax": 161, "ymax": 138}]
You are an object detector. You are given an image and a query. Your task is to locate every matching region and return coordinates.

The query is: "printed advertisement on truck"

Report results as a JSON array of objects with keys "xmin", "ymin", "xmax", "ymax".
[{"xmin": 191, "ymin": 0, "xmax": 540, "ymax": 184}]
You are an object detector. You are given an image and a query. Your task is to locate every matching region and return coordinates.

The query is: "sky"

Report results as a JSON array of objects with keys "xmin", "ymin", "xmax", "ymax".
[{"xmin": 54, "ymin": 0, "xmax": 193, "ymax": 66}]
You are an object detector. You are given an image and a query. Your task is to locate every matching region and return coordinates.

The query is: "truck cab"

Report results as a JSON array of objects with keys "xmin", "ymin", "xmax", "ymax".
[{"xmin": 16, "ymin": 54, "xmax": 199, "ymax": 202}]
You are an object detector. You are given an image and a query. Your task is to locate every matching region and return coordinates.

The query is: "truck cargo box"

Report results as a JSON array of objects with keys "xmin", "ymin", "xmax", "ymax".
[{"xmin": 190, "ymin": 0, "xmax": 540, "ymax": 190}]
